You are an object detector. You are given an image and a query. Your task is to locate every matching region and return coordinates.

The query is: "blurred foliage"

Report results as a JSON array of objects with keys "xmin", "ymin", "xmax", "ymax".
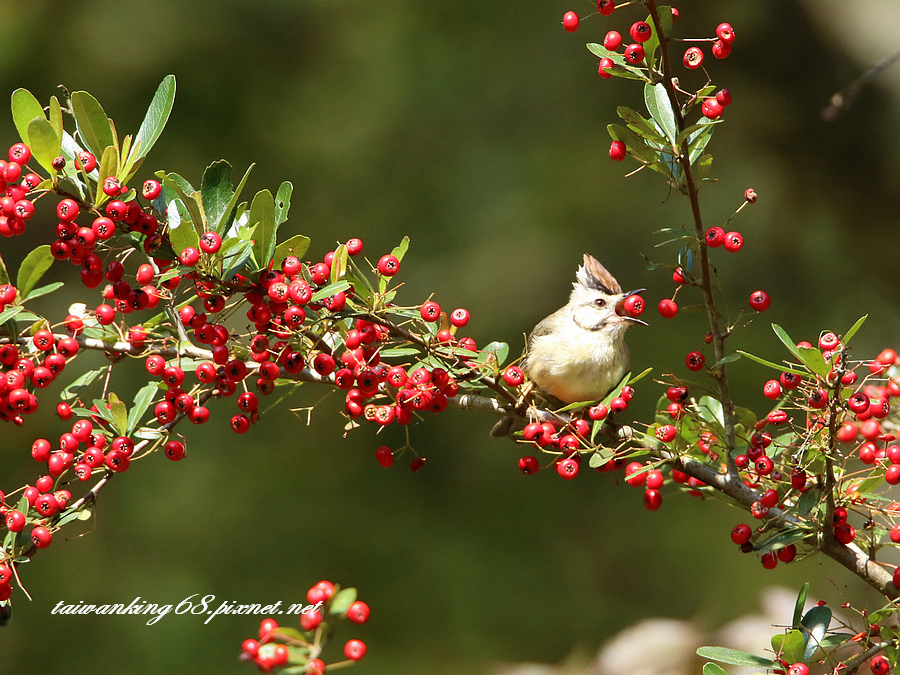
[{"xmin": 1, "ymin": 1, "xmax": 899, "ymax": 673}]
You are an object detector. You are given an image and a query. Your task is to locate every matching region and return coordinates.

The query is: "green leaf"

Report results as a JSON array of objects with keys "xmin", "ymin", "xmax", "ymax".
[
  {"xmin": 71, "ymin": 90, "xmax": 115, "ymax": 158},
  {"xmin": 842, "ymin": 315, "xmax": 867, "ymax": 346},
  {"xmin": 687, "ymin": 122, "xmax": 717, "ymax": 165},
  {"xmin": 0, "ymin": 249, "xmax": 8, "ymax": 285},
  {"xmin": 12, "ymin": 87, "xmax": 45, "ymax": 146},
  {"xmin": 330, "ymin": 244, "xmax": 349, "ymax": 284},
  {"xmin": 586, "ymin": 43, "xmax": 649, "ymax": 81},
  {"xmin": 792, "ymin": 582, "xmax": 810, "ymax": 627},
  {"xmin": 714, "ymin": 353, "xmax": 741, "ymax": 367},
  {"xmin": 160, "ymin": 172, "xmax": 204, "ymax": 235},
  {"xmin": 644, "ymin": 83, "xmax": 677, "ymax": 146},
  {"xmin": 133, "ymin": 75, "xmax": 176, "ymax": 161},
  {"xmin": 695, "ymin": 647, "xmax": 774, "ymax": 669},
  {"xmin": 771, "ymin": 629, "xmax": 806, "ymax": 665},
  {"xmin": 773, "ymin": 324, "xmax": 802, "ymax": 360},
  {"xmin": 56, "ymin": 508, "xmax": 92, "ymax": 527},
  {"xmin": 642, "ymin": 7, "xmax": 673, "ymax": 69},
  {"xmin": 216, "ymin": 163, "xmax": 254, "ymax": 235},
  {"xmin": 274, "ymin": 181, "xmax": 292, "ymax": 226},
  {"xmin": 391, "ymin": 235, "xmax": 410, "ymax": 263},
  {"xmin": 27, "ymin": 117, "xmax": 61, "ymax": 174},
  {"xmin": 273, "ymin": 234, "xmax": 311, "ymax": 266},
  {"xmin": 61, "ymin": 368, "xmax": 105, "ymax": 401},
  {"xmin": 22, "ymin": 282, "xmax": 63, "ymax": 302},
  {"xmin": 797, "ymin": 346, "xmax": 830, "ymax": 379},
  {"xmin": 481, "ymin": 341, "xmax": 509, "ymax": 370},
  {"xmin": 695, "ymin": 153, "xmax": 714, "ymax": 183},
  {"xmin": 128, "ymin": 382, "xmax": 160, "ymax": 435},
  {"xmin": 95, "ymin": 145, "xmax": 119, "ymax": 206},
  {"xmin": 735, "ymin": 350, "xmax": 808, "ymax": 377},
  {"xmin": 310, "ymin": 280, "xmax": 350, "ymax": 303},
  {"xmin": 17, "ymin": 245, "xmax": 54, "ymax": 300},
  {"xmin": 617, "ymin": 106, "xmax": 665, "ymax": 143},
  {"xmin": 200, "ymin": 160, "xmax": 234, "ymax": 234},
  {"xmin": 107, "ymin": 394, "xmax": 129, "ymax": 437},
  {"xmin": 0, "ymin": 306, "xmax": 23, "ymax": 325},
  {"xmin": 588, "ymin": 447, "xmax": 615, "ymax": 467},
  {"xmin": 702, "ymin": 664, "xmax": 728, "ymax": 675},
  {"xmin": 608, "ymin": 123, "xmax": 664, "ymax": 166},
  {"xmin": 166, "ymin": 196, "xmax": 199, "ymax": 254},
  {"xmin": 249, "ymin": 189, "xmax": 276, "ymax": 268},
  {"xmin": 328, "ymin": 587, "xmax": 357, "ymax": 616},
  {"xmin": 801, "ymin": 605, "xmax": 832, "ymax": 662},
  {"xmin": 696, "ymin": 396, "xmax": 725, "ymax": 432}
]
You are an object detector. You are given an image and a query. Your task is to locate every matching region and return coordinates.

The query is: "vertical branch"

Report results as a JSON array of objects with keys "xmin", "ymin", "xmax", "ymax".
[{"xmin": 646, "ymin": 0, "xmax": 737, "ymax": 464}]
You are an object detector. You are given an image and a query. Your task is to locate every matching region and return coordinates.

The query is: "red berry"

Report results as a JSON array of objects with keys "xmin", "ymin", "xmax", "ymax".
[
  {"xmin": 749, "ymin": 290, "xmax": 770, "ymax": 311},
  {"xmin": 655, "ymin": 424, "xmax": 677, "ymax": 443},
  {"xmin": 179, "ymin": 247, "xmax": 200, "ymax": 267},
  {"xmin": 705, "ymin": 226, "xmax": 725, "ymax": 247},
  {"xmin": 686, "ymin": 351, "xmax": 705, "ymax": 371},
  {"xmin": 870, "ymin": 656, "xmax": 890, "ymax": 675},
  {"xmin": 716, "ymin": 23, "xmax": 735, "ymax": 44},
  {"xmin": 744, "ymin": 188, "xmax": 757, "ymax": 203},
  {"xmin": 199, "ymin": 231, "xmax": 222, "ymax": 254},
  {"xmin": 556, "ymin": 457, "xmax": 579, "ymax": 480},
  {"xmin": 377, "ymin": 254, "xmax": 400, "ymax": 276},
  {"xmin": 75, "ymin": 151, "xmax": 97, "ymax": 173},
  {"xmin": 420, "ymin": 300, "xmax": 441, "ymax": 322},
  {"xmin": 629, "ymin": 21, "xmax": 652, "ymax": 43},
  {"xmin": 347, "ymin": 600, "xmax": 370, "ymax": 624},
  {"xmin": 623, "ymin": 294, "xmax": 644, "ymax": 317},
  {"xmin": 142, "ymin": 179, "xmax": 162, "ymax": 200},
  {"xmin": 344, "ymin": 639, "xmax": 367, "ymax": 661},
  {"xmin": 375, "ymin": 446, "xmax": 394, "ymax": 468},
  {"xmin": 683, "ymin": 47, "xmax": 704, "ymax": 69},
  {"xmin": 596, "ymin": 0, "xmax": 614, "ymax": 16},
  {"xmin": 598, "ymin": 58, "xmax": 615, "ymax": 79},
  {"xmin": 712, "ymin": 40, "xmax": 731, "ymax": 59},
  {"xmin": 702, "ymin": 98, "xmax": 724, "ymax": 119},
  {"xmin": 763, "ymin": 380, "xmax": 782, "ymax": 399},
  {"xmin": 9, "ymin": 142, "xmax": 31, "ymax": 164},
  {"xmin": 518, "ymin": 456, "xmax": 539, "ymax": 475},
  {"xmin": 658, "ymin": 299, "xmax": 678, "ymax": 318},
  {"xmin": 673, "ymin": 267, "xmax": 686, "ymax": 284},
  {"xmin": 307, "ymin": 580, "xmax": 335, "ymax": 604},
  {"xmin": 716, "ymin": 89, "xmax": 732, "ymax": 107},
  {"xmin": 609, "ymin": 140, "xmax": 627, "ymax": 161},
  {"xmin": 31, "ymin": 525, "xmax": 52, "ymax": 548},
  {"xmin": 561, "ymin": 11, "xmax": 579, "ymax": 32},
  {"xmin": 723, "ymin": 231, "xmax": 743, "ymax": 252},
  {"xmin": 643, "ymin": 489, "xmax": 662, "ymax": 511},
  {"xmin": 834, "ymin": 523, "xmax": 855, "ymax": 544},
  {"xmin": 503, "ymin": 366, "xmax": 525, "ymax": 387},
  {"xmin": 624, "ymin": 44, "xmax": 645, "ymax": 64},
  {"xmin": 731, "ymin": 523, "xmax": 752, "ymax": 545},
  {"xmin": 57, "ymin": 198, "xmax": 80, "ymax": 222},
  {"xmin": 589, "ymin": 404, "xmax": 608, "ymax": 421},
  {"xmin": 603, "ymin": 31, "xmax": 622, "ymax": 51}
]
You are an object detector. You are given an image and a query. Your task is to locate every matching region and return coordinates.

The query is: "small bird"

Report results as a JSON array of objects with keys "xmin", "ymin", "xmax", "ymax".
[{"xmin": 492, "ymin": 254, "xmax": 646, "ymax": 436}]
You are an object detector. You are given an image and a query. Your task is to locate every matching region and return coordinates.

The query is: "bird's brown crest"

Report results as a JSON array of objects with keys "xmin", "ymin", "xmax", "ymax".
[{"xmin": 576, "ymin": 254, "xmax": 622, "ymax": 294}]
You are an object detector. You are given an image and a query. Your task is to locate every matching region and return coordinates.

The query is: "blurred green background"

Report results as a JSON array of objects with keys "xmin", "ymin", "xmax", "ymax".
[{"xmin": 1, "ymin": 0, "xmax": 900, "ymax": 672}]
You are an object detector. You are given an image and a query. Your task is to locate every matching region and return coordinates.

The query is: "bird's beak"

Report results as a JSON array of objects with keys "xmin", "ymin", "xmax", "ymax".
[{"xmin": 615, "ymin": 288, "xmax": 649, "ymax": 326}]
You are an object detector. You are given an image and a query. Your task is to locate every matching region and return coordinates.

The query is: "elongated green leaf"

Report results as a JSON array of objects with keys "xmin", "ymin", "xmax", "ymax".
[
  {"xmin": 250, "ymin": 189, "xmax": 276, "ymax": 268},
  {"xmin": 797, "ymin": 345, "xmax": 830, "ymax": 378},
  {"xmin": 60, "ymin": 368, "xmax": 105, "ymax": 401},
  {"xmin": 801, "ymin": 605, "xmax": 831, "ymax": 662},
  {"xmin": 697, "ymin": 395, "xmax": 725, "ymax": 430},
  {"xmin": 792, "ymin": 582, "xmax": 810, "ymax": 627},
  {"xmin": 108, "ymin": 394, "xmax": 128, "ymax": 437},
  {"xmin": 48, "ymin": 96, "xmax": 63, "ymax": 142},
  {"xmin": 842, "ymin": 315, "xmax": 867, "ymax": 346},
  {"xmin": 133, "ymin": 75, "xmax": 175, "ymax": 161},
  {"xmin": 608, "ymin": 123, "xmax": 663, "ymax": 165},
  {"xmin": 585, "ymin": 44, "xmax": 649, "ymax": 81},
  {"xmin": 617, "ymin": 106, "xmax": 665, "ymax": 143},
  {"xmin": 481, "ymin": 341, "xmax": 509, "ymax": 369},
  {"xmin": 0, "ymin": 306, "xmax": 23, "ymax": 324},
  {"xmin": 17, "ymin": 245, "xmax": 54, "ymax": 299},
  {"xmin": 216, "ymin": 163, "xmax": 253, "ymax": 235},
  {"xmin": 273, "ymin": 234, "xmax": 311, "ymax": 266},
  {"xmin": 688, "ymin": 123, "xmax": 716, "ymax": 165},
  {"xmin": 702, "ymin": 664, "xmax": 728, "ymax": 675},
  {"xmin": 275, "ymin": 181, "xmax": 292, "ymax": 226},
  {"xmin": 159, "ymin": 172, "xmax": 204, "ymax": 231},
  {"xmin": 200, "ymin": 160, "xmax": 234, "ymax": 234},
  {"xmin": 391, "ymin": 235, "xmax": 410, "ymax": 263},
  {"xmin": 696, "ymin": 647, "xmax": 774, "ymax": 669},
  {"xmin": 95, "ymin": 145, "xmax": 119, "ymax": 206},
  {"xmin": 166, "ymin": 197, "xmax": 200, "ymax": 254},
  {"xmin": 772, "ymin": 324, "xmax": 802, "ymax": 360},
  {"xmin": 310, "ymin": 280, "xmax": 350, "ymax": 303},
  {"xmin": 71, "ymin": 91, "xmax": 114, "ymax": 158},
  {"xmin": 695, "ymin": 153, "xmax": 713, "ymax": 183},
  {"xmin": 771, "ymin": 629, "xmax": 806, "ymax": 666},
  {"xmin": 642, "ymin": 7, "xmax": 673, "ymax": 69},
  {"xmin": 22, "ymin": 282, "xmax": 63, "ymax": 302},
  {"xmin": 128, "ymin": 382, "xmax": 160, "ymax": 435},
  {"xmin": 0, "ymin": 250, "xmax": 8, "ymax": 285},
  {"xmin": 644, "ymin": 82, "xmax": 677, "ymax": 146},
  {"xmin": 328, "ymin": 587, "xmax": 357, "ymax": 616},
  {"xmin": 27, "ymin": 117, "xmax": 61, "ymax": 173},
  {"xmin": 735, "ymin": 350, "xmax": 808, "ymax": 377},
  {"xmin": 11, "ymin": 88, "xmax": 45, "ymax": 146}
]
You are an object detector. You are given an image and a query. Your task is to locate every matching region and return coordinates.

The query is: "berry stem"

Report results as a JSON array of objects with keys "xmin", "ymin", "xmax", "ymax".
[{"xmin": 646, "ymin": 0, "xmax": 738, "ymax": 467}]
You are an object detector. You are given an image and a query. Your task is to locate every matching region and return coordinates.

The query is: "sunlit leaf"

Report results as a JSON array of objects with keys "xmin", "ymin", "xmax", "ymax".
[
  {"xmin": 249, "ymin": 189, "xmax": 276, "ymax": 268},
  {"xmin": 644, "ymin": 82, "xmax": 677, "ymax": 146},
  {"xmin": 71, "ymin": 90, "xmax": 114, "ymax": 158},
  {"xmin": 133, "ymin": 75, "xmax": 176, "ymax": 161},
  {"xmin": 11, "ymin": 88, "xmax": 45, "ymax": 146},
  {"xmin": 695, "ymin": 647, "xmax": 774, "ymax": 669},
  {"xmin": 17, "ymin": 245, "xmax": 54, "ymax": 300},
  {"xmin": 272, "ymin": 234, "xmax": 311, "ymax": 266}
]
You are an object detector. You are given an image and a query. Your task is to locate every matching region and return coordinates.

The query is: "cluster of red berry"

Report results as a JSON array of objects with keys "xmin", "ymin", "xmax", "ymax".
[{"xmin": 239, "ymin": 580, "xmax": 369, "ymax": 673}]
